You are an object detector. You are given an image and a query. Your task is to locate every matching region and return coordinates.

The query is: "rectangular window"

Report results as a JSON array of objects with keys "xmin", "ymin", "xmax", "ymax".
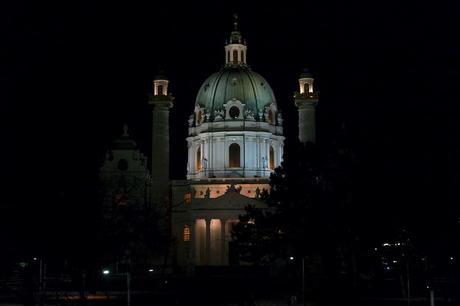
[{"xmin": 183, "ymin": 225, "xmax": 190, "ymax": 241}]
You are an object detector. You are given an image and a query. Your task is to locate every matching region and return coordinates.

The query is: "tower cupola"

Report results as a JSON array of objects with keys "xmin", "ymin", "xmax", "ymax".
[
  {"xmin": 153, "ymin": 73, "xmax": 169, "ymax": 96},
  {"xmin": 294, "ymin": 69, "xmax": 319, "ymax": 144},
  {"xmin": 298, "ymin": 69, "xmax": 314, "ymax": 94}
]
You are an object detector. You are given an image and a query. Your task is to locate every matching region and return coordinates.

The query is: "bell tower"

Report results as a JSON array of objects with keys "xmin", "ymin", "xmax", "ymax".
[
  {"xmin": 149, "ymin": 73, "xmax": 174, "ymax": 205},
  {"xmin": 294, "ymin": 69, "xmax": 319, "ymax": 143}
]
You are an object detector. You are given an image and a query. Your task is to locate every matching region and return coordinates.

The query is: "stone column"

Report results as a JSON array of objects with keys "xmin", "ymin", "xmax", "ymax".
[
  {"xmin": 189, "ymin": 219, "xmax": 196, "ymax": 268},
  {"xmin": 149, "ymin": 95, "xmax": 174, "ymax": 206},
  {"xmin": 205, "ymin": 218, "xmax": 211, "ymax": 265},
  {"xmin": 265, "ymin": 139, "xmax": 270, "ymax": 175},
  {"xmin": 204, "ymin": 138, "xmax": 209, "ymax": 177},
  {"xmin": 220, "ymin": 219, "xmax": 226, "ymax": 265},
  {"xmin": 295, "ymin": 99, "xmax": 318, "ymax": 144}
]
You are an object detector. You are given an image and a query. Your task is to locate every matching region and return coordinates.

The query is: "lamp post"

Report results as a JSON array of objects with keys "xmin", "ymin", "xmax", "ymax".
[
  {"xmin": 102, "ymin": 268, "xmax": 130, "ymax": 306},
  {"xmin": 302, "ymin": 256, "xmax": 305, "ymax": 306},
  {"xmin": 127, "ymin": 267, "xmax": 131, "ymax": 306},
  {"xmin": 102, "ymin": 269, "xmax": 110, "ymax": 299}
]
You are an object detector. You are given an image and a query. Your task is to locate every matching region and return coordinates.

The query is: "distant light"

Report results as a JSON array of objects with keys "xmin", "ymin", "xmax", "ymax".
[
  {"xmin": 382, "ymin": 243, "xmax": 390, "ymax": 247},
  {"xmin": 148, "ymin": 269, "xmax": 154, "ymax": 272},
  {"xmin": 450, "ymin": 257, "xmax": 454, "ymax": 261},
  {"xmin": 165, "ymin": 280, "xmax": 168, "ymax": 284},
  {"xmin": 386, "ymin": 266, "xmax": 390, "ymax": 270},
  {"xmin": 289, "ymin": 256, "xmax": 294, "ymax": 261},
  {"xmin": 426, "ymin": 285, "xmax": 430, "ymax": 289},
  {"xmin": 103, "ymin": 270, "xmax": 110, "ymax": 275},
  {"xmin": 33, "ymin": 257, "xmax": 37, "ymax": 261},
  {"xmin": 393, "ymin": 260, "xmax": 398, "ymax": 263},
  {"xmin": 374, "ymin": 247, "xmax": 378, "ymax": 251},
  {"xmin": 232, "ymin": 138, "xmax": 236, "ymax": 141}
]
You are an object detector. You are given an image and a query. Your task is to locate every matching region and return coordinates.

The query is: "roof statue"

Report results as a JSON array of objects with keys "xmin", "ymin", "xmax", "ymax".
[{"xmin": 122, "ymin": 123, "xmax": 129, "ymax": 137}]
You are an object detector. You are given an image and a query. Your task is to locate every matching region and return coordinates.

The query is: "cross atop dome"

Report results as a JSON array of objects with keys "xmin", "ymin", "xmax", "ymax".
[{"xmin": 233, "ymin": 13, "xmax": 239, "ymax": 31}]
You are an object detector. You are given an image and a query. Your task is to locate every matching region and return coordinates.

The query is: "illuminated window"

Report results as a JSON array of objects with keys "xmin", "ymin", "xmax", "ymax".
[
  {"xmin": 158, "ymin": 84, "xmax": 163, "ymax": 95},
  {"xmin": 229, "ymin": 143, "xmax": 240, "ymax": 167},
  {"xmin": 303, "ymin": 83, "xmax": 309, "ymax": 93},
  {"xmin": 196, "ymin": 147, "xmax": 202, "ymax": 171},
  {"xmin": 233, "ymin": 50, "xmax": 238, "ymax": 63},
  {"xmin": 269, "ymin": 146, "xmax": 275, "ymax": 170},
  {"xmin": 183, "ymin": 225, "xmax": 190, "ymax": 241},
  {"xmin": 184, "ymin": 192, "xmax": 192, "ymax": 205}
]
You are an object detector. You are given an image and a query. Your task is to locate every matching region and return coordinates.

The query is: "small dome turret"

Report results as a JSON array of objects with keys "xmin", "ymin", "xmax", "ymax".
[{"xmin": 153, "ymin": 72, "xmax": 169, "ymax": 96}]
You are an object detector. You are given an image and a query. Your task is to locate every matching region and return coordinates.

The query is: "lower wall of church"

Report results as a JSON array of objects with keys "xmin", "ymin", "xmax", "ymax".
[
  {"xmin": 171, "ymin": 180, "xmax": 267, "ymax": 267},
  {"xmin": 173, "ymin": 216, "xmax": 238, "ymax": 267}
]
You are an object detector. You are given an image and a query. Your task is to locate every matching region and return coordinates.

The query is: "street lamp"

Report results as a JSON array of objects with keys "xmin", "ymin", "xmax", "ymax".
[{"xmin": 102, "ymin": 268, "xmax": 130, "ymax": 306}]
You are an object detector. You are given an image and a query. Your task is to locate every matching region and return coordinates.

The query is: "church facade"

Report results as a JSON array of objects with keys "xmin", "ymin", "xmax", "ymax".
[{"xmin": 100, "ymin": 18, "xmax": 319, "ymax": 269}]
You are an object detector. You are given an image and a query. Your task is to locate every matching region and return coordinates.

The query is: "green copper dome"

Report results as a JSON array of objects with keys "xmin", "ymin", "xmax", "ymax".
[{"xmin": 195, "ymin": 66, "xmax": 276, "ymax": 116}]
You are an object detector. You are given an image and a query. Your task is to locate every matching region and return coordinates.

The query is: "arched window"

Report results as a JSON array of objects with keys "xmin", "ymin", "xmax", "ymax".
[
  {"xmin": 233, "ymin": 50, "xmax": 238, "ymax": 63},
  {"xmin": 303, "ymin": 83, "xmax": 309, "ymax": 93},
  {"xmin": 157, "ymin": 84, "xmax": 163, "ymax": 95},
  {"xmin": 229, "ymin": 143, "xmax": 240, "ymax": 167},
  {"xmin": 196, "ymin": 147, "xmax": 202, "ymax": 171},
  {"xmin": 183, "ymin": 224, "xmax": 190, "ymax": 241},
  {"xmin": 269, "ymin": 146, "xmax": 275, "ymax": 170}
]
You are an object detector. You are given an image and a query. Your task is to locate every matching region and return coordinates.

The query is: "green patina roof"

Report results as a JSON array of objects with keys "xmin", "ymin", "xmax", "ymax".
[{"xmin": 195, "ymin": 66, "xmax": 276, "ymax": 115}]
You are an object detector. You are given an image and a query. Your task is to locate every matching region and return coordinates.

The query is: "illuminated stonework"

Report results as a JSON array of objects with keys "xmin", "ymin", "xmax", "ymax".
[
  {"xmin": 171, "ymin": 19, "xmax": 287, "ymax": 268},
  {"xmin": 187, "ymin": 21, "xmax": 284, "ymax": 180},
  {"xmin": 101, "ymin": 17, "xmax": 318, "ymax": 269},
  {"xmin": 186, "ymin": 131, "xmax": 283, "ymax": 179},
  {"xmin": 190, "ymin": 181, "xmax": 269, "ymax": 199},
  {"xmin": 295, "ymin": 69, "xmax": 319, "ymax": 144}
]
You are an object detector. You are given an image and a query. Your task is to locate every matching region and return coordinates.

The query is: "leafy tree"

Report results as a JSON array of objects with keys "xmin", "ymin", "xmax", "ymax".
[
  {"xmin": 233, "ymin": 142, "xmax": 323, "ymax": 257},
  {"xmin": 98, "ymin": 201, "xmax": 167, "ymax": 270},
  {"xmin": 233, "ymin": 138, "xmax": 359, "ymax": 301}
]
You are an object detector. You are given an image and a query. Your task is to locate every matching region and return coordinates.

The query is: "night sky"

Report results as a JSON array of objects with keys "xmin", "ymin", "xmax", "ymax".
[{"xmin": 1, "ymin": 1, "xmax": 458, "ymax": 258}]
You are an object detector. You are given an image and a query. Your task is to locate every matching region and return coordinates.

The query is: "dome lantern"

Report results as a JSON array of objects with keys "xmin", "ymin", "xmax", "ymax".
[{"xmin": 225, "ymin": 14, "xmax": 247, "ymax": 66}]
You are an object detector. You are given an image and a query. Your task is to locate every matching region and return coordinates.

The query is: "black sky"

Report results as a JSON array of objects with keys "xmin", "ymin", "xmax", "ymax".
[{"xmin": 1, "ymin": 1, "xmax": 458, "ymax": 257}]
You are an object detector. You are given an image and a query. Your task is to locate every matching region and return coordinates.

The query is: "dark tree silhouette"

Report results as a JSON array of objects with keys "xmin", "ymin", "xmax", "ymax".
[{"xmin": 233, "ymin": 138, "xmax": 359, "ymax": 303}]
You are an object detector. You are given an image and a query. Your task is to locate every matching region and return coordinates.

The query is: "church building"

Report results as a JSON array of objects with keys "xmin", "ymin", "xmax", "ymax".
[{"xmin": 99, "ymin": 17, "xmax": 319, "ymax": 269}]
